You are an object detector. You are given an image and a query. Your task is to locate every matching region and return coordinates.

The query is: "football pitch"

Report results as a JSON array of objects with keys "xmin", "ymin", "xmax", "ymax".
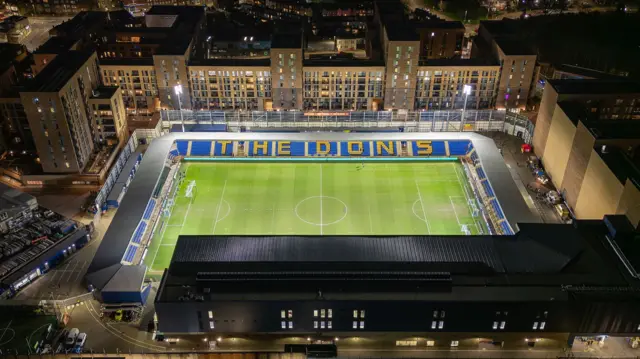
[{"xmin": 145, "ymin": 161, "xmax": 487, "ymax": 273}]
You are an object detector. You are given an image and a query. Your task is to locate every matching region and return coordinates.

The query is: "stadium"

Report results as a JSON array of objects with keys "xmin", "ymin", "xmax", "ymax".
[{"xmin": 85, "ymin": 130, "xmax": 640, "ymax": 346}]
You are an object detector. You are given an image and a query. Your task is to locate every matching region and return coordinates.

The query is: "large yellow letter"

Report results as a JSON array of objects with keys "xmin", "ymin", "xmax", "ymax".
[
  {"xmin": 218, "ymin": 140, "xmax": 232, "ymax": 155},
  {"xmin": 316, "ymin": 141, "xmax": 330, "ymax": 155},
  {"xmin": 348, "ymin": 141, "xmax": 363, "ymax": 155},
  {"xmin": 376, "ymin": 141, "xmax": 394, "ymax": 155},
  {"xmin": 253, "ymin": 141, "xmax": 269, "ymax": 155},
  {"xmin": 278, "ymin": 141, "xmax": 291, "ymax": 155},
  {"xmin": 416, "ymin": 141, "xmax": 433, "ymax": 155}
]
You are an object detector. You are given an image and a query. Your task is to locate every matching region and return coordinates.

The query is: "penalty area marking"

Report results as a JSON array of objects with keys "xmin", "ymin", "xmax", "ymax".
[
  {"xmin": 295, "ymin": 196, "xmax": 348, "ymax": 227},
  {"xmin": 0, "ymin": 320, "xmax": 15, "ymax": 346}
]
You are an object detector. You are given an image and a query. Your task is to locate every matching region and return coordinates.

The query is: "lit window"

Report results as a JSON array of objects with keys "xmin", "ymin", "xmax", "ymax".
[
  {"xmin": 288, "ymin": 310, "xmax": 293, "ymax": 318},
  {"xmin": 208, "ymin": 311, "xmax": 213, "ymax": 319},
  {"xmin": 65, "ymin": 162, "xmax": 70, "ymax": 168},
  {"xmin": 321, "ymin": 309, "xmax": 325, "ymax": 318},
  {"xmin": 500, "ymin": 321, "xmax": 506, "ymax": 330},
  {"xmin": 533, "ymin": 322, "xmax": 538, "ymax": 330},
  {"xmin": 328, "ymin": 309, "xmax": 332, "ymax": 318},
  {"xmin": 431, "ymin": 321, "xmax": 437, "ymax": 329},
  {"xmin": 450, "ymin": 340, "xmax": 459, "ymax": 347},
  {"xmin": 433, "ymin": 310, "xmax": 438, "ymax": 318},
  {"xmin": 359, "ymin": 321, "xmax": 364, "ymax": 329},
  {"xmin": 313, "ymin": 310, "xmax": 318, "ymax": 317},
  {"xmin": 328, "ymin": 321, "xmax": 332, "ymax": 329},
  {"xmin": 314, "ymin": 321, "xmax": 318, "ymax": 329},
  {"xmin": 321, "ymin": 321, "xmax": 325, "ymax": 329},
  {"xmin": 438, "ymin": 321, "xmax": 444, "ymax": 329},
  {"xmin": 281, "ymin": 310, "xmax": 285, "ymax": 318},
  {"xmin": 281, "ymin": 321, "xmax": 286, "ymax": 329},
  {"xmin": 209, "ymin": 321, "xmax": 214, "ymax": 329},
  {"xmin": 353, "ymin": 310, "xmax": 358, "ymax": 318},
  {"xmin": 540, "ymin": 321, "xmax": 546, "ymax": 330},
  {"xmin": 360, "ymin": 310, "xmax": 365, "ymax": 318},
  {"xmin": 288, "ymin": 321, "xmax": 293, "ymax": 329},
  {"xmin": 492, "ymin": 321, "xmax": 498, "ymax": 330},
  {"xmin": 353, "ymin": 321, "xmax": 357, "ymax": 329}
]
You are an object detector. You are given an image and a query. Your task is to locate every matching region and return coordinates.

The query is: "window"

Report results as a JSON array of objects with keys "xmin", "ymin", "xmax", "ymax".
[
  {"xmin": 281, "ymin": 310, "xmax": 286, "ymax": 318},
  {"xmin": 321, "ymin": 321, "xmax": 325, "ymax": 329},
  {"xmin": 438, "ymin": 321, "xmax": 444, "ymax": 329},
  {"xmin": 288, "ymin": 310, "xmax": 293, "ymax": 318},
  {"xmin": 540, "ymin": 321, "xmax": 546, "ymax": 330},
  {"xmin": 450, "ymin": 340, "xmax": 459, "ymax": 347},
  {"xmin": 492, "ymin": 321, "xmax": 498, "ymax": 330},
  {"xmin": 281, "ymin": 321, "xmax": 286, "ymax": 329},
  {"xmin": 321, "ymin": 309, "xmax": 325, "ymax": 318},
  {"xmin": 353, "ymin": 321, "xmax": 357, "ymax": 329},
  {"xmin": 209, "ymin": 321, "xmax": 214, "ymax": 329},
  {"xmin": 533, "ymin": 322, "xmax": 538, "ymax": 330},
  {"xmin": 313, "ymin": 310, "xmax": 318, "ymax": 317},
  {"xmin": 328, "ymin": 321, "xmax": 332, "ymax": 329},
  {"xmin": 208, "ymin": 311, "xmax": 213, "ymax": 319},
  {"xmin": 288, "ymin": 321, "xmax": 293, "ymax": 329},
  {"xmin": 360, "ymin": 310, "xmax": 365, "ymax": 318},
  {"xmin": 431, "ymin": 321, "xmax": 437, "ymax": 329},
  {"xmin": 353, "ymin": 310, "xmax": 358, "ymax": 318},
  {"xmin": 314, "ymin": 321, "xmax": 318, "ymax": 329},
  {"xmin": 500, "ymin": 321, "xmax": 506, "ymax": 330},
  {"xmin": 359, "ymin": 321, "xmax": 364, "ymax": 329},
  {"xmin": 426, "ymin": 341, "xmax": 435, "ymax": 347},
  {"xmin": 328, "ymin": 309, "xmax": 332, "ymax": 318}
]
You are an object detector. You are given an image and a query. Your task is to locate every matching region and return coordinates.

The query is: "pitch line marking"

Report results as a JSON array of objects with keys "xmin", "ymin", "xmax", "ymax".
[
  {"xmin": 0, "ymin": 320, "xmax": 14, "ymax": 346},
  {"xmin": 414, "ymin": 180, "xmax": 432, "ymax": 234},
  {"xmin": 367, "ymin": 206, "xmax": 374, "ymax": 234},
  {"xmin": 211, "ymin": 180, "xmax": 228, "ymax": 235},
  {"xmin": 148, "ymin": 163, "xmax": 182, "ymax": 271},
  {"xmin": 295, "ymin": 196, "xmax": 348, "ymax": 227}
]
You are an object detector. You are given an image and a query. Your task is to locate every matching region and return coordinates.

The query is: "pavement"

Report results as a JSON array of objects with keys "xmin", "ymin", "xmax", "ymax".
[{"xmin": 21, "ymin": 16, "xmax": 70, "ymax": 52}]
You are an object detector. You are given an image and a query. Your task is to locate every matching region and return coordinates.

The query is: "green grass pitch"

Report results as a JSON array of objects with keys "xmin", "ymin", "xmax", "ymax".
[{"xmin": 145, "ymin": 161, "xmax": 488, "ymax": 273}]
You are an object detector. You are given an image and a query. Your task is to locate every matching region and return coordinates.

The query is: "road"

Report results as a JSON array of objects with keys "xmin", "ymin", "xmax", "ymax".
[{"xmin": 22, "ymin": 16, "xmax": 70, "ymax": 52}]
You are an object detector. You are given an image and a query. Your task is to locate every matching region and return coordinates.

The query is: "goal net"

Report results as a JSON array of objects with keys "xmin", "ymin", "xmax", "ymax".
[{"xmin": 185, "ymin": 180, "xmax": 197, "ymax": 198}]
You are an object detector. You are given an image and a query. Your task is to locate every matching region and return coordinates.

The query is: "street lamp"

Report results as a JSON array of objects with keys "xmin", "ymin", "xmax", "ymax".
[
  {"xmin": 174, "ymin": 85, "xmax": 184, "ymax": 132},
  {"xmin": 462, "ymin": 84, "xmax": 472, "ymax": 129}
]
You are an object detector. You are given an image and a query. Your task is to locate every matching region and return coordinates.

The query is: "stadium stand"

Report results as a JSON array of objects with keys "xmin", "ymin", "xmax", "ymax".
[
  {"xmin": 131, "ymin": 222, "xmax": 147, "ymax": 244},
  {"xmin": 190, "ymin": 141, "xmax": 212, "ymax": 156},
  {"xmin": 176, "ymin": 141, "xmax": 189, "ymax": 156},
  {"xmin": 482, "ymin": 180, "xmax": 495, "ymax": 198},
  {"xmin": 123, "ymin": 244, "xmax": 137, "ymax": 263},
  {"xmin": 448, "ymin": 141, "xmax": 469, "ymax": 156},
  {"xmin": 143, "ymin": 199, "xmax": 156, "ymax": 220},
  {"xmin": 152, "ymin": 166, "xmax": 172, "ymax": 198}
]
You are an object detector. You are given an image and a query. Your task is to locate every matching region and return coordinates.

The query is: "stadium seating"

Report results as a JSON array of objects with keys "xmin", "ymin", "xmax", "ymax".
[
  {"xmin": 131, "ymin": 222, "xmax": 147, "ymax": 244},
  {"xmin": 123, "ymin": 244, "xmax": 137, "ymax": 263},
  {"xmin": 190, "ymin": 141, "xmax": 212, "ymax": 156},
  {"xmin": 490, "ymin": 199, "xmax": 506, "ymax": 220},
  {"xmin": 143, "ymin": 199, "xmax": 156, "ymax": 220},
  {"xmin": 476, "ymin": 167, "xmax": 487, "ymax": 180},
  {"xmin": 152, "ymin": 167, "xmax": 171, "ymax": 198},
  {"xmin": 448, "ymin": 141, "xmax": 470, "ymax": 156},
  {"xmin": 176, "ymin": 140, "xmax": 189, "ymax": 156},
  {"xmin": 168, "ymin": 149, "xmax": 179, "ymax": 160},
  {"xmin": 500, "ymin": 221, "xmax": 513, "ymax": 235},
  {"xmin": 481, "ymin": 180, "xmax": 495, "ymax": 198}
]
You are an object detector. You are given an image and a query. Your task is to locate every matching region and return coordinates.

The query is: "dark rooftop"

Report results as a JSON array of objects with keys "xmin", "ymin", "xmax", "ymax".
[
  {"xmin": 99, "ymin": 57, "xmax": 155, "ymax": 66},
  {"xmin": 24, "ymin": 50, "xmax": 95, "ymax": 93},
  {"xmin": 549, "ymin": 79, "xmax": 640, "ymax": 95},
  {"xmin": 189, "ymin": 58, "xmax": 271, "ymax": 67},
  {"xmin": 493, "ymin": 37, "xmax": 535, "ymax": 56},
  {"xmin": 554, "ymin": 64, "xmax": 625, "ymax": 80},
  {"xmin": 34, "ymin": 36, "xmax": 80, "ymax": 54},
  {"xmin": 271, "ymin": 33, "xmax": 302, "ymax": 49},
  {"xmin": 413, "ymin": 19, "xmax": 465, "ymax": 30},
  {"xmin": 596, "ymin": 146, "xmax": 640, "ymax": 186},
  {"xmin": 90, "ymin": 86, "xmax": 119, "ymax": 100},
  {"xmin": 376, "ymin": 1, "xmax": 419, "ymax": 41},
  {"xmin": 52, "ymin": 11, "xmax": 107, "ymax": 36}
]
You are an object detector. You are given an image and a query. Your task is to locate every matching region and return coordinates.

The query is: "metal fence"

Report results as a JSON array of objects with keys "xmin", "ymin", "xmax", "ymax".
[{"xmin": 159, "ymin": 109, "xmax": 534, "ymax": 144}]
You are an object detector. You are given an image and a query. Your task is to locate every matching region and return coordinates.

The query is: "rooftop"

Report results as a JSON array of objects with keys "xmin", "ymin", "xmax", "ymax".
[
  {"xmin": 90, "ymin": 86, "xmax": 119, "ymax": 100},
  {"xmin": 420, "ymin": 58, "xmax": 499, "ymax": 67},
  {"xmin": 271, "ymin": 33, "xmax": 302, "ymax": 49},
  {"xmin": 493, "ymin": 37, "xmax": 535, "ymax": 56},
  {"xmin": 413, "ymin": 20, "xmax": 465, "ymax": 30},
  {"xmin": 549, "ymin": 79, "xmax": 640, "ymax": 95},
  {"xmin": 24, "ymin": 50, "xmax": 95, "ymax": 93},
  {"xmin": 554, "ymin": 64, "xmax": 625, "ymax": 80},
  {"xmin": 34, "ymin": 36, "xmax": 80, "ymax": 54}
]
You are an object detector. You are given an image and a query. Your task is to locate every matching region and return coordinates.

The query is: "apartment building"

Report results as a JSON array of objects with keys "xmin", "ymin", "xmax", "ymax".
[
  {"xmin": 414, "ymin": 20, "xmax": 465, "ymax": 61},
  {"xmin": 18, "ymin": 50, "xmax": 100, "ymax": 173},
  {"xmin": 474, "ymin": 22, "xmax": 537, "ymax": 111},
  {"xmin": 89, "ymin": 86, "xmax": 128, "ymax": 143},
  {"xmin": 188, "ymin": 60, "xmax": 272, "ymax": 110},
  {"xmin": 415, "ymin": 59, "xmax": 500, "ymax": 110},
  {"xmin": 100, "ymin": 59, "xmax": 159, "ymax": 115},
  {"xmin": 532, "ymin": 80, "xmax": 640, "ymax": 227}
]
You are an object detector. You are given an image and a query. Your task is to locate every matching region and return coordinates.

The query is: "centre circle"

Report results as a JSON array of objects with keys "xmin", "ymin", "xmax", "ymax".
[{"xmin": 295, "ymin": 196, "xmax": 348, "ymax": 226}]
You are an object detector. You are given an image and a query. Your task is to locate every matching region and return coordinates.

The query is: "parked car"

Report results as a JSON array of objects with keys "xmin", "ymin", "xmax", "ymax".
[
  {"xmin": 65, "ymin": 328, "xmax": 79, "ymax": 347},
  {"xmin": 73, "ymin": 333, "xmax": 87, "ymax": 353}
]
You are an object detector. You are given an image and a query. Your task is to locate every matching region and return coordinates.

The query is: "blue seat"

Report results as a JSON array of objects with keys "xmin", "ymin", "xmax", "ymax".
[
  {"xmin": 143, "ymin": 199, "xmax": 156, "ymax": 220},
  {"xmin": 131, "ymin": 222, "xmax": 147, "ymax": 244}
]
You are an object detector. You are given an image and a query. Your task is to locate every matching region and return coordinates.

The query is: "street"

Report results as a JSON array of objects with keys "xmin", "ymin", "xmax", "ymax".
[{"xmin": 21, "ymin": 16, "xmax": 70, "ymax": 52}]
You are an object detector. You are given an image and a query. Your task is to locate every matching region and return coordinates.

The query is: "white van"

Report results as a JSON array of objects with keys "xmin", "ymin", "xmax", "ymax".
[{"xmin": 65, "ymin": 328, "xmax": 79, "ymax": 346}]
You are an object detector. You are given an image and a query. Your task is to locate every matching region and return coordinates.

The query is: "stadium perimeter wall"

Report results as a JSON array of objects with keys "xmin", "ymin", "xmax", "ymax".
[{"xmin": 86, "ymin": 132, "xmax": 540, "ymax": 293}]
